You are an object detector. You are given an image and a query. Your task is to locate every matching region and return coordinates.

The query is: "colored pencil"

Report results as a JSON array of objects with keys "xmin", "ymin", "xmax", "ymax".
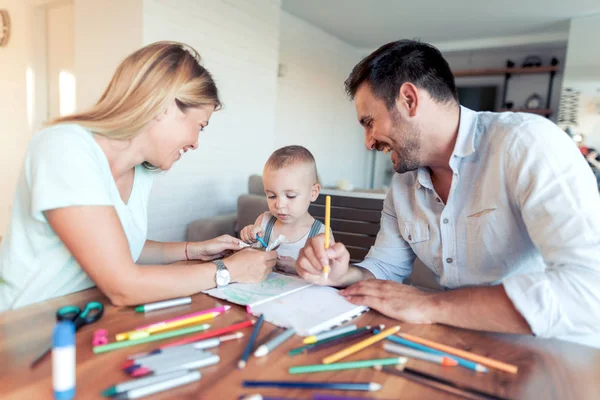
[
  {"xmin": 254, "ymin": 328, "xmax": 296, "ymax": 357},
  {"xmin": 113, "ymin": 370, "xmax": 201, "ymax": 399},
  {"xmin": 125, "ymin": 332, "xmax": 243, "ymax": 363},
  {"xmin": 130, "ymin": 354, "xmax": 220, "ymax": 377},
  {"xmin": 323, "ymin": 195, "xmax": 331, "ymax": 279},
  {"xmin": 93, "ymin": 324, "xmax": 211, "ymax": 354},
  {"xmin": 134, "ymin": 305, "xmax": 231, "ymax": 331},
  {"xmin": 289, "ymin": 327, "xmax": 372, "ymax": 356},
  {"xmin": 378, "ymin": 330, "xmax": 488, "ymax": 372},
  {"xmin": 399, "ymin": 333, "xmax": 518, "ymax": 374},
  {"xmin": 303, "ymin": 324, "xmax": 357, "ymax": 344},
  {"xmin": 160, "ymin": 319, "xmax": 255, "ymax": 349},
  {"xmin": 125, "ymin": 351, "xmax": 213, "ymax": 375},
  {"xmin": 134, "ymin": 297, "xmax": 191, "ymax": 313},
  {"xmin": 377, "ymin": 365, "xmax": 510, "ymax": 400},
  {"xmin": 238, "ymin": 314, "xmax": 265, "ymax": 369},
  {"xmin": 322, "ymin": 326, "xmax": 400, "ymax": 364},
  {"xmin": 289, "ymin": 356, "xmax": 407, "ymax": 374},
  {"xmin": 383, "ymin": 343, "xmax": 458, "ymax": 366},
  {"xmin": 101, "ymin": 370, "xmax": 190, "ymax": 397},
  {"xmin": 242, "ymin": 381, "xmax": 381, "ymax": 391},
  {"xmin": 116, "ymin": 312, "xmax": 222, "ymax": 341}
]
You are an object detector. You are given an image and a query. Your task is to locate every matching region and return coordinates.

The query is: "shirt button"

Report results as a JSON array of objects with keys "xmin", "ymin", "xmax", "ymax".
[
  {"xmin": 446, "ymin": 257, "xmax": 453, "ymax": 263},
  {"xmin": 408, "ymin": 235, "xmax": 412, "ymax": 241},
  {"xmin": 443, "ymin": 218, "xmax": 449, "ymax": 224}
]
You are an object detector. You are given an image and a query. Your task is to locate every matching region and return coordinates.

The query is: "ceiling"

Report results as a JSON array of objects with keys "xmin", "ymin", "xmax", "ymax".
[{"xmin": 281, "ymin": 0, "xmax": 600, "ymax": 50}]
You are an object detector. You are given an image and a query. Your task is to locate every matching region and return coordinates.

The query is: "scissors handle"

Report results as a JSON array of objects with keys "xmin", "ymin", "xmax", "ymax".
[{"xmin": 56, "ymin": 301, "xmax": 104, "ymax": 331}]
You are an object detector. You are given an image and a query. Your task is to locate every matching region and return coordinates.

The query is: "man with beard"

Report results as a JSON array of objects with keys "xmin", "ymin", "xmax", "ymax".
[{"xmin": 295, "ymin": 40, "xmax": 600, "ymax": 347}]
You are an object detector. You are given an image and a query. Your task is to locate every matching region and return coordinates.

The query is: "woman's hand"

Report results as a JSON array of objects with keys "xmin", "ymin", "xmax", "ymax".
[
  {"xmin": 190, "ymin": 235, "xmax": 246, "ymax": 261},
  {"xmin": 224, "ymin": 248, "xmax": 277, "ymax": 283},
  {"xmin": 240, "ymin": 224, "xmax": 264, "ymax": 244}
]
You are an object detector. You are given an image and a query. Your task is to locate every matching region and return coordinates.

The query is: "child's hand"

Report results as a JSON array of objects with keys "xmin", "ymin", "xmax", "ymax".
[{"xmin": 240, "ymin": 224, "xmax": 265, "ymax": 244}]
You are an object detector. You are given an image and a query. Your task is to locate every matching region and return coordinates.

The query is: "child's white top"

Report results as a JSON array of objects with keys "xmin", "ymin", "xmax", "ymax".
[
  {"xmin": 0, "ymin": 124, "xmax": 154, "ymax": 311},
  {"xmin": 257, "ymin": 211, "xmax": 333, "ymax": 274}
]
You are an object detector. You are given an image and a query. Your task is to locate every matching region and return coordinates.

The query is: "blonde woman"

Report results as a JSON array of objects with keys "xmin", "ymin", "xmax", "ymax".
[{"xmin": 0, "ymin": 42, "xmax": 276, "ymax": 311}]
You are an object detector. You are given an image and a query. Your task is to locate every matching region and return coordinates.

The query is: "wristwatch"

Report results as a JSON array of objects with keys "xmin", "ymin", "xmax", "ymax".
[{"xmin": 214, "ymin": 259, "xmax": 231, "ymax": 288}]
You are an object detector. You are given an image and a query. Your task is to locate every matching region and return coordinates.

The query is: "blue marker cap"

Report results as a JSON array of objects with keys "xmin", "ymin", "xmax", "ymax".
[{"xmin": 53, "ymin": 321, "xmax": 75, "ymax": 347}]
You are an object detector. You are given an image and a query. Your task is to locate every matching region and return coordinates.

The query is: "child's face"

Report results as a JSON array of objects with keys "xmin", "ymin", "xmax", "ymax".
[{"xmin": 263, "ymin": 164, "xmax": 320, "ymax": 224}]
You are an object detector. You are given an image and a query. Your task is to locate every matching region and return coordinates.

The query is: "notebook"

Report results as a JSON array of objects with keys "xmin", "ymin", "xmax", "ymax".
[{"xmin": 204, "ymin": 273, "xmax": 368, "ymax": 336}]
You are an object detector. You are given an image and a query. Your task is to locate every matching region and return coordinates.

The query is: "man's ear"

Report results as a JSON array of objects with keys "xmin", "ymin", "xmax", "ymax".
[
  {"xmin": 396, "ymin": 82, "xmax": 419, "ymax": 118},
  {"xmin": 311, "ymin": 183, "xmax": 321, "ymax": 202}
]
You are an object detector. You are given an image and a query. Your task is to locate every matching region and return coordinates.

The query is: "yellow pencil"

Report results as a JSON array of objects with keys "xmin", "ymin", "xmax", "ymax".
[
  {"xmin": 322, "ymin": 325, "xmax": 400, "ymax": 364},
  {"xmin": 323, "ymin": 195, "xmax": 331, "ymax": 280},
  {"xmin": 115, "ymin": 312, "xmax": 221, "ymax": 341}
]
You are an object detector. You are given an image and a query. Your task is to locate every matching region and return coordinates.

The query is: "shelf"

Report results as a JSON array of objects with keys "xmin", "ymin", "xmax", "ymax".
[
  {"xmin": 453, "ymin": 66, "xmax": 559, "ymax": 77},
  {"xmin": 498, "ymin": 108, "xmax": 552, "ymax": 116}
]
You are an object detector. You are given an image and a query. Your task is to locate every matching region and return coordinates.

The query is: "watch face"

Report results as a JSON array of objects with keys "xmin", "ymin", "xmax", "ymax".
[{"xmin": 216, "ymin": 269, "xmax": 230, "ymax": 286}]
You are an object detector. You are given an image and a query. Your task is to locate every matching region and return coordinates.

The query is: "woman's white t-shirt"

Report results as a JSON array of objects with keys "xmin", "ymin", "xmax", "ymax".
[{"xmin": 0, "ymin": 124, "xmax": 154, "ymax": 311}]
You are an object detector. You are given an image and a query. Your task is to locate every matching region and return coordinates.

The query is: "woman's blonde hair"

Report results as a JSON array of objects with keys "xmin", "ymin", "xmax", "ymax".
[{"xmin": 50, "ymin": 41, "xmax": 221, "ymax": 142}]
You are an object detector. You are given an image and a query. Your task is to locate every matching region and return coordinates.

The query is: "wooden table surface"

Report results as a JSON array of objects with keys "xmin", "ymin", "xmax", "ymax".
[{"xmin": 1, "ymin": 288, "xmax": 599, "ymax": 400}]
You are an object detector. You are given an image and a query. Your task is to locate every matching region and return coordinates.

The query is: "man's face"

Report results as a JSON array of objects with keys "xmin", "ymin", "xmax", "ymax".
[{"xmin": 354, "ymin": 83, "xmax": 421, "ymax": 174}]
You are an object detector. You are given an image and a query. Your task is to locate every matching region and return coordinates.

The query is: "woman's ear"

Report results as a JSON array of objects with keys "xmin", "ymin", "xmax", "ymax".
[
  {"xmin": 310, "ymin": 183, "xmax": 321, "ymax": 202},
  {"xmin": 155, "ymin": 100, "xmax": 176, "ymax": 122}
]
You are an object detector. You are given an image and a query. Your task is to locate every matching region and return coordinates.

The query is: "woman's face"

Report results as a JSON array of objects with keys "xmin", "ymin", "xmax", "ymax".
[{"xmin": 146, "ymin": 102, "xmax": 214, "ymax": 170}]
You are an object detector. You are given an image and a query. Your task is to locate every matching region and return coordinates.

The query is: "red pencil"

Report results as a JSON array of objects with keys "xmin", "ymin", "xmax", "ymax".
[{"xmin": 160, "ymin": 319, "xmax": 255, "ymax": 349}]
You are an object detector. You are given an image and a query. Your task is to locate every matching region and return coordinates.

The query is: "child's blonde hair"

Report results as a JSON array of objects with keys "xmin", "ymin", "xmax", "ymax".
[{"xmin": 265, "ymin": 145, "xmax": 319, "ymax": 183}]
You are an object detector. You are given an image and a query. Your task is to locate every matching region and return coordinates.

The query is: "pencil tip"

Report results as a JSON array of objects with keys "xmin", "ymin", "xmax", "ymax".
[
  {"xmin": 254, "ymin": 346, "xmax": 267, "ymax": 357},
  {"xmin": 368, "ymin": 382, "xmax": 382, "ymax": 391},
  {"xmin": 238, "ymin": 360, "xmax": 246, "ymax": 369}
]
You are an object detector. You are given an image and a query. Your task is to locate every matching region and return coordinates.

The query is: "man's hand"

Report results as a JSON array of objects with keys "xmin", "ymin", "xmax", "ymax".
[
  {"xmin": 340, "ymin": 280, "xmax": 436, "ymax": 324},
  {"xmin": 296, "ymin": 234, "xmax": 351, "ymax": 286}
]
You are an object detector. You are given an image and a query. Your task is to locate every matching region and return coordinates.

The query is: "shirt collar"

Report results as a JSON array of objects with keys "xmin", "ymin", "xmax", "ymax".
[
  {"xmin": 414, "ymin": 106, "xmax": 478, "ymax": 190},
  {"xmin": 452, "ymin": 106, "xmax": 478, "ymax": 159}
]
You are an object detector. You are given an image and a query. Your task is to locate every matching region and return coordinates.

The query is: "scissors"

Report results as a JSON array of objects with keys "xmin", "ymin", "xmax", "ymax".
[{"xmin": 30, "ymin": 301, "xmax": 104, "ymax": 368}]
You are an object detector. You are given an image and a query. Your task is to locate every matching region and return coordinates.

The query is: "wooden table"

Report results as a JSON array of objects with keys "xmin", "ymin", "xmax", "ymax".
[{"xmin": 1, "ymin": 289, "xmax": 599, "ymax": 400}]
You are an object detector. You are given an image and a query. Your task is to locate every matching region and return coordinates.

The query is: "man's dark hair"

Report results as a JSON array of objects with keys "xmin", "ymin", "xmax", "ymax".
[{"xmin": 344, "ymin": 39, "xmax": 458, "ymax": 108}]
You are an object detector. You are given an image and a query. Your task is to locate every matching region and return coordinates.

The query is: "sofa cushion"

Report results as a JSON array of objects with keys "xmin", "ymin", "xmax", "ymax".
[{"xmin": 235, "ymin": 194, "xmax": 269, "ymax": 232}]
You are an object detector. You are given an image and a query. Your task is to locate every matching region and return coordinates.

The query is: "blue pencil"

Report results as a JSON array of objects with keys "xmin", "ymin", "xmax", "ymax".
[
  {"xmin": 242, "ymin": 381, "xmax": 381, "ymax": 391},
  {"xmin": 375, "ymin": 330, "xmax": 488, "ymax": 372},
  {"xmin": 238, "ymin": 314, "xmax": 265, "ymax": 369}
]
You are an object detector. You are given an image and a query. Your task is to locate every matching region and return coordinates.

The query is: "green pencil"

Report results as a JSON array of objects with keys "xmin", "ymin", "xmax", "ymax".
[
  {"xmin": 93, "ymin": 324, "xmax": 211, "ymax": 354},
  {"xmin": 289, "ymin": 357, "xmax": 407, "ymax": 374},
  {"xmin": 289, "ymin": 326, "xmax": 372, "ymax": 356}
]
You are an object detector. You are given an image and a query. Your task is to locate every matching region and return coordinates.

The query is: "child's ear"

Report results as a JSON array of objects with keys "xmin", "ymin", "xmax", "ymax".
[{"xmin": 310, "ymin": 183, "xmax": 321, "ymax": 202}]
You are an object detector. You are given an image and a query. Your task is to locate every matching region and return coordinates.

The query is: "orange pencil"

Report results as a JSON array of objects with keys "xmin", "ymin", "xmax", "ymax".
[{"xmin": 399, "ymin": 333, "xmax": 518, "ymax": 374}]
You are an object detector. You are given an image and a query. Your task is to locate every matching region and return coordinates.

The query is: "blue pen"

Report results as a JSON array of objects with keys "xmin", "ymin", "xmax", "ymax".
[
  {"xmin": 256, "ymin": 236, "xmax": 268, "ymax": 248},
  {"xmin": 238, "ymin": 314, "xmax": 265, "ymax": 369},
  {"xmin": 375, "ymin": 330, "xmax": 488, "ymax": 372}
]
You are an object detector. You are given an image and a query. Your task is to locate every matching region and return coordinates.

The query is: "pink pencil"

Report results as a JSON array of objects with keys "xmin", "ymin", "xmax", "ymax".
[{"xmin": 134, "ymin": 305, "xmax": 231, "ymax": 331}]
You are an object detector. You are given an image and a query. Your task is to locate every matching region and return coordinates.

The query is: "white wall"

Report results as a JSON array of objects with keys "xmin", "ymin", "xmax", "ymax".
[
  {"xmin": 274, "ymin": 11, "xmax": 369, "ymax": 189},
  {"xmin": 47, "ymin": 1, "xmax": 74, "ymax": 119},
  {"xmin": 562, "ymin": 14, "xmax": 600, "ymax": 150},
  {"xmin": 0, "ymin": 0, "xmax": 47, "ymax": 235},
  {"xmin": 73, "ymin": 0, "xmax": 143, "ymax": 110},
  {"xmin": 143, "ymin": 0, "xmax": 281, "ymax": 241}
]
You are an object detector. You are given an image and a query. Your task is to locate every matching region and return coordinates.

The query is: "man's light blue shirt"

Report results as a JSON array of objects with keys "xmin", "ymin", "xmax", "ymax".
[{"xmin": 358, "ymin": 107, "xmax": 600, "ymax": 347}]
